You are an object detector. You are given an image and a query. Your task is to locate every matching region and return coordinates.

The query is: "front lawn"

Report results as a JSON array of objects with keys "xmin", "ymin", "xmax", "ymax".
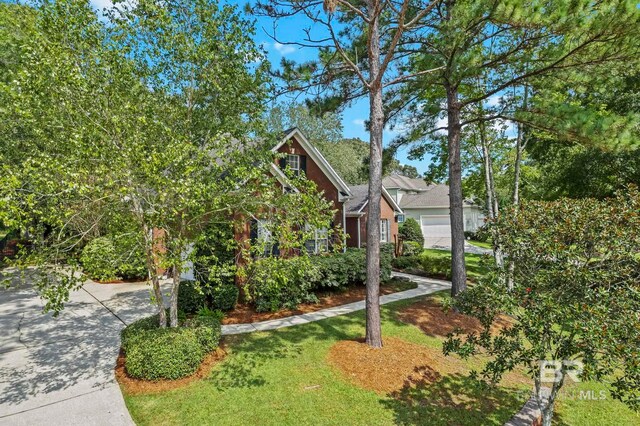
[
  {"xmin": 421, "ymin": 248, "xmax": 489, "ymax": 281},
  {"xmin": 467, "ymin": 239, "xmax": 492, "ymax": 249},
  {"xmin": 121, "ymin": 293, "xmax": 636, "ymax": 425}
]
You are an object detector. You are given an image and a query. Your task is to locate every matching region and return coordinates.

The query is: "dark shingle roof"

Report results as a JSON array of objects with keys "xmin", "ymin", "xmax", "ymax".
[{"xmin": 344, "ymin": 184, "xmax": 369, "ymax": 214}]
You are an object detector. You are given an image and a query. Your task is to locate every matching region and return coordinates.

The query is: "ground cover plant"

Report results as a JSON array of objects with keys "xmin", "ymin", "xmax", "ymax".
[{"xmin": 120, "ymin": 294, "xmax": 638, "ymax": 425}]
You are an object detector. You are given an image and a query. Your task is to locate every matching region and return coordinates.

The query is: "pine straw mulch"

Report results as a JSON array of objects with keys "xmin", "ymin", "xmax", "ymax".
[
  {"xmin": 395, "ymin": 298, "xmax": 514, "ymax": 338},
  {"xmin": 222, "ymin": 279, "xmax": 416, "ymax": 325},
  {"xmin": 115, "ymin": 345, "xmax": 228, "ymax": 395},
  {"xmin": 327, "ymin": 337, "xmax": 466, "ymax": 394}
]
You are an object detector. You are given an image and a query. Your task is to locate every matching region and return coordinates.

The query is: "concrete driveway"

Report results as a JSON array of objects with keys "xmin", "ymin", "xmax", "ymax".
[{"xmin": 0, "ymin": 270, "xmax": 165, "ymax": 425}]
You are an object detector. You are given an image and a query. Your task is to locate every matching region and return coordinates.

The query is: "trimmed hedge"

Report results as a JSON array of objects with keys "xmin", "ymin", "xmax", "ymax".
[
  {"xmin": 121, "ymin": 313, "xmax": 221, "ymax": 381},
  {"xmin": 392, "ymin": 255, "xmax": 421, "ymax": 270}
]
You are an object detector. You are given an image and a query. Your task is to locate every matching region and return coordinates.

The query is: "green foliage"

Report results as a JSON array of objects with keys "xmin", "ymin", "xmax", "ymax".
[
  {"xmin": 244, "ymin": 256, "xmax": 317, "ymax": 312},
  {"xmin": 121, "ymin": 313, "xmax": 221, "ymax": 380},
  {"xmin": 402, "ymin": 241, "xmax": 422, "ymax": 256},
  {"xmin": 210, "ymin": 284, "xmax": 239, "ymax": 311},
  {"xmin": 399, "ymin": 218, "xmax": 424, "ymax": 247},
  {"xmin": 420, "ymin": 255, "xmax": 452, "ymax": 280},
  {"xmin": 391, "ymin": 255, "xmax": 421, "ymax": 270},
  {"xmin": 177, "ymin": 280, "xmax": 207, "ymax": 315},
  {"xmin": 308, "ymin": 247, "xmax": 392, "ymax": 290},
  {"xmin": 80, "ymin": 237, "xmax": 118, "ymax": 282},
  {"xmin": 445, "ymin": 188, "xmax": 640, "ymax": 418}
]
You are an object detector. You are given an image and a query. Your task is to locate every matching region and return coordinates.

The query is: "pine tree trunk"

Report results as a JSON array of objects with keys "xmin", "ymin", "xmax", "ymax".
[
  {"xmin": 446, "ymin": 84, "xmax": 467, "ymax": 297},
  {"xmin": 364, "ymin": 0, "xmax": 383, "ymax": 348},
  {"xmin": 479, "ymin": 122, "xmax": 504, "ymax": 268}
]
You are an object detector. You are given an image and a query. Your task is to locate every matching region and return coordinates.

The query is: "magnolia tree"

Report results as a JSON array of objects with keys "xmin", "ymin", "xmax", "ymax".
[
  {"xmin": 1, "ymin": 0, "xmax": 334, "ymax": 327},
  {"xmin": 443, "ymin": 188, "xmax": 640, "ymax": 426}
]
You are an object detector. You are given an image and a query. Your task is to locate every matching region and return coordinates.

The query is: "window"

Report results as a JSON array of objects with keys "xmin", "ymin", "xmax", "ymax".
[
  {"xmin": 304, "ymin": 225, "xmax": 329, "ymax": 254},
  {"xmin": 286, "ymin": 154, "xmax": 300, "ymax": 172},
  {"xmin": 397, "ymin": 214, "xmax": 405, "ymax": 223},
  {"xmin": 380, "ymin": 219, "xmax": 389, "ymax": 243}
]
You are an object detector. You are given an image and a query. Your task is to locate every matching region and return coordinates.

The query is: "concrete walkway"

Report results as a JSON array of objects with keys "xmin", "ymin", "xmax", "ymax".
[
  {"xmin": 222, "ymin": 272, "xmax": 450, "ymax": 335},
  {"xmin": 0, "ymin": 270, "xmax": 169, "ymax": 426}
]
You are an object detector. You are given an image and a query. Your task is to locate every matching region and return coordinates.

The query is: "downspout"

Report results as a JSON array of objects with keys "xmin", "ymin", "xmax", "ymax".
[
  {"xmin": 357, "ymin": 216, "xmax": 361, "ymax": 248},
  {"xmin": 342, "ymin": 201, "xmax": 347, "ymax": 253}
]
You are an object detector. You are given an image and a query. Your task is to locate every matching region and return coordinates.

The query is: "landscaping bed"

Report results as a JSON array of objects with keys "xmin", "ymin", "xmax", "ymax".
[
  {"xmin": 222, "ymin": 277, "xmax": 416, "ymax": 325},
  {"xmin": 122, "ymin": 293, "xmax": 638, "ymax": 426}
]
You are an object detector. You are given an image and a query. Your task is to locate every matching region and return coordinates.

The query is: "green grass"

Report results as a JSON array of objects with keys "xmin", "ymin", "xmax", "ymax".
[
  {"xmin": 123, "ymin": 294, "xmax": 529, "ymax": 426},
  {"xmin": 421, "ymin": 248, "xmax": 490, "ymax": 281},
  {"xmin": 467, "ymin": 239, "xmax": 492, "ymax": 249},
  {"xmin": 122, "ymin": 293, "xmax": 638, "ymax": 425}
]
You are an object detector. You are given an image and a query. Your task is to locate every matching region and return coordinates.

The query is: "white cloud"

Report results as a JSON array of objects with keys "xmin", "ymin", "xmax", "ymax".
[
  {"xmin": 353, "ymin": 119, "xmax": 366, "ymax": 127},
  {"xmin": 485, "ymin": 95, "xmax": 503, "ymax": 107},
  {"xmin": 91, "ymin": 0, "xmax": 115, "ymax": 10},
  {"xmin": 273, "ymin": 42, "xmax": 296, "ymax": 55}
]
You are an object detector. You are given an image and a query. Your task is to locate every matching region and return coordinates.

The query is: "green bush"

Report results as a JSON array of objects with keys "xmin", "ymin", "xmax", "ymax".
[
  {"xmin": 178, "ymin": 280, "xmax": 207, "ymax": 314},
  {"xmin": 392, "ymin": 255, "xmax": 421, "ymax": 270},
  {"xmin": 121, "ymin": 313, "xmax": 222, "ymax": 381},
  {"xmin": 210, "ymin": 284, "xmax": 239, "ymax": 311},
  {"xmin": 307, "ymin": 247, "xmax": 392, "ymax": 290},
  {"xmin": 420, "ymin": 254, "xmax": 452, "ymax": 279},
  {"xmin": 402, "ymin": 241, "xmax": 422, "ymax": 256},
  {"xmin": 399, "ymin": 218, "xmax": 424, "ymax": 246},
  {"xmin": 245, "ymin": 256, "xmax": 317, "ymax": 312},
  {"xmin": 81, "ymin": 237, "xmax": 119, "ymax": 281}
]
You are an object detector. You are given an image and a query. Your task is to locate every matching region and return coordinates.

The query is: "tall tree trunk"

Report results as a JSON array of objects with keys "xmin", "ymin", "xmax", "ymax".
[
  {"xmin": 513, "ymin": 123, "xmax": 523, "ymax": 208},
  {"xmin": 169, "ymin": 263, "xmax": 180, "ymax": 327},
  {"xmin": 446, "ymin": 84, "xmax": 467, "ymax": 297},
  {"xmin": 143, "ymin": 226, "xmax": 166, "ymax": 328},
  {"xmin": 479, "ymin": 122, "xmax": 504, "ymax": 268},
  {"xmin": 364, "ymin": 0, "xmax": 383, "ymax": 348}
]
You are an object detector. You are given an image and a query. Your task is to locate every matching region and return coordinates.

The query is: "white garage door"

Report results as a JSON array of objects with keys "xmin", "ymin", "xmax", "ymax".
[{"xmin": 421, "ymin": 215, "xmax": 451, "ymax": 239}]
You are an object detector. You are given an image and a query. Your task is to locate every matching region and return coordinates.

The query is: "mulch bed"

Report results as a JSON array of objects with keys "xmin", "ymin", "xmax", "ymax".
[
  {"xmin": 395, "ymin": 298, "xmax": 513, "ymax": 338},
  {"xmin": 222, "ymin": 280, "xmax": 416, "ymax": 325},
  {"xmin": 327, "ymin": 337, "xmax": 466, "ymax": 394},
  {"xmin": 115, "ymin": 346, "xmax": 228, "ymax": 395}
]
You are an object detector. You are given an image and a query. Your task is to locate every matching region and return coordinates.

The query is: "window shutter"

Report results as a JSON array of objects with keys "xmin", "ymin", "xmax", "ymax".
[
  {"xmin": 279, "ymin": 157, "xmax": 287, "ymax": 170},
  {"xmin": 300, "ymin": 155, "xmax": 307, "ymax": 174}
]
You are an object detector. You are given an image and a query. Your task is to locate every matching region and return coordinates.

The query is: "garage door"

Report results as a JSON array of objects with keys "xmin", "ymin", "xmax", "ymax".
[{"xmin": 420, "ymin": 215, "xmax": 451, "ymax": 238}]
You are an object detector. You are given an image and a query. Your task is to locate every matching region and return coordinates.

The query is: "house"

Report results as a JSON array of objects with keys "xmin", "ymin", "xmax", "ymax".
[
  {"xmin": 382, "ymin": 174, "xmax": 484, "ymax": 248},
  {"xmin": 233, "ymin": 128, "xmax": 403, "ymax": 255},
  {"xmin": 344, "ymin": 184, "xmax": 404, "ymax": 248}
]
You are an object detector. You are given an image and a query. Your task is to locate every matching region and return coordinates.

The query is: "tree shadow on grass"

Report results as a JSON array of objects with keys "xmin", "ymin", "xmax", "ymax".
[
  {"xmin": 381, "ymin": 370, "xmax": 531, "ymax": 426},
  {"xmin": 206, "ymin": 313, "xmax": 362, "ymax": 391}
]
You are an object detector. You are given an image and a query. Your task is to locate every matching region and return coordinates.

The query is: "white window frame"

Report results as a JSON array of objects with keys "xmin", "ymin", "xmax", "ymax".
[
  {"xmin": 286, "ymin": 154, "xmax": 300, "ymax": 172},
  {"xmin": 397, "ymin": 214, "xmax": 405, "ymax": 223},
  {"xmin": 380, "ymin": 219, "xmax": 389, "ymax": 243},
  {"xmin": 304, "ymin": 224, "xmax": 329, "ymax": 254}
]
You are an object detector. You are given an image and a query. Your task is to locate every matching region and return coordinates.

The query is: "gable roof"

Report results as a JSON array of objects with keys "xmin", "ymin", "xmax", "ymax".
[
  {"xmin": 398, "ymin": 183, "xmax": 476, "ymax": 208},
  {"xmin": 273, "ymin": 128, "xmax": 352, "ymax": 200},
  {"xmin": 345, "ymin": 184, "xmax": 403, "ymax": 215},
  {"xmin": 382, "ymin": 174, "xmax": 430, "ymax": 191}
]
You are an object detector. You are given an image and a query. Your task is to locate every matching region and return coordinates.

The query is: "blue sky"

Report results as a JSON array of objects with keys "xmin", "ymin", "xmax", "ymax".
[{"xmin": 83, "ymin": 0, "xmax": 433, "ymax": 174}]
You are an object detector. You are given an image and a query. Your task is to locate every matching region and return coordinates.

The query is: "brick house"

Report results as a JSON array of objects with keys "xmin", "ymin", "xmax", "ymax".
[{"xmin": 235, "ymin": 127, "xmax": 403, "ymax": 252}]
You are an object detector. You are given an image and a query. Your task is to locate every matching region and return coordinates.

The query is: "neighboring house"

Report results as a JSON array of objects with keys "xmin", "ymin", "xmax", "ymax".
[
  {"xmin": 382, "ymin": 174, "xmax": 484, "ymax": 248},
  {"xmin": 344, "ymin": 184, "xmax": 403, "ymax": 248}
]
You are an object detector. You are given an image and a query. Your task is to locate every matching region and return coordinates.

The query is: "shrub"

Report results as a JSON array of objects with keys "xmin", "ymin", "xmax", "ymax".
[
  {"xmin": 392, "ymin": 255, "xmax": 421, "ymax": 270},
  {"xmin": 244, "ymin": 256, "xmax": 317, "ymax": 312},
  {"xmin": 402, "ymin": 241, "xmax": 422, "ymax": 256},
  {"xmin": 464, "ymin": 228, "xmax": 489, "ymax": 242},
  {"xmin": 420, "ymin": 254, "xmax": 452, "ymax": 279},
  {"xmin": 210, "ymin": 284, "xmax": 239, "ymax": 311},
  {"xmin": 177, "ymin": 280, "xmax": 207, "ymax": 314},
  {"xmin": 81, "ymin": 237, "xmax": 119, "ymax": 281},
  {"xmin": 399, "ymin": 218, "xmax": 424, "ymax": 246},
  {"xmin": 307, "ymin": 247, "xmax": 392, "ymax": 290},
  {"xmin": 121, "ymin": 313, "xmax": 222, "ymax": 381}
]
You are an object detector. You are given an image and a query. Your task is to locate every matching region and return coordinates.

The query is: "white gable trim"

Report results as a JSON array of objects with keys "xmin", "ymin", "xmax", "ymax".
[
  {"xmin": 355, "ymin": 187, "xmax": 404, "ymax": 215},
  {"xmin": 273, "ymin": 128, "xmax": 352, "ymax": 200}
]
